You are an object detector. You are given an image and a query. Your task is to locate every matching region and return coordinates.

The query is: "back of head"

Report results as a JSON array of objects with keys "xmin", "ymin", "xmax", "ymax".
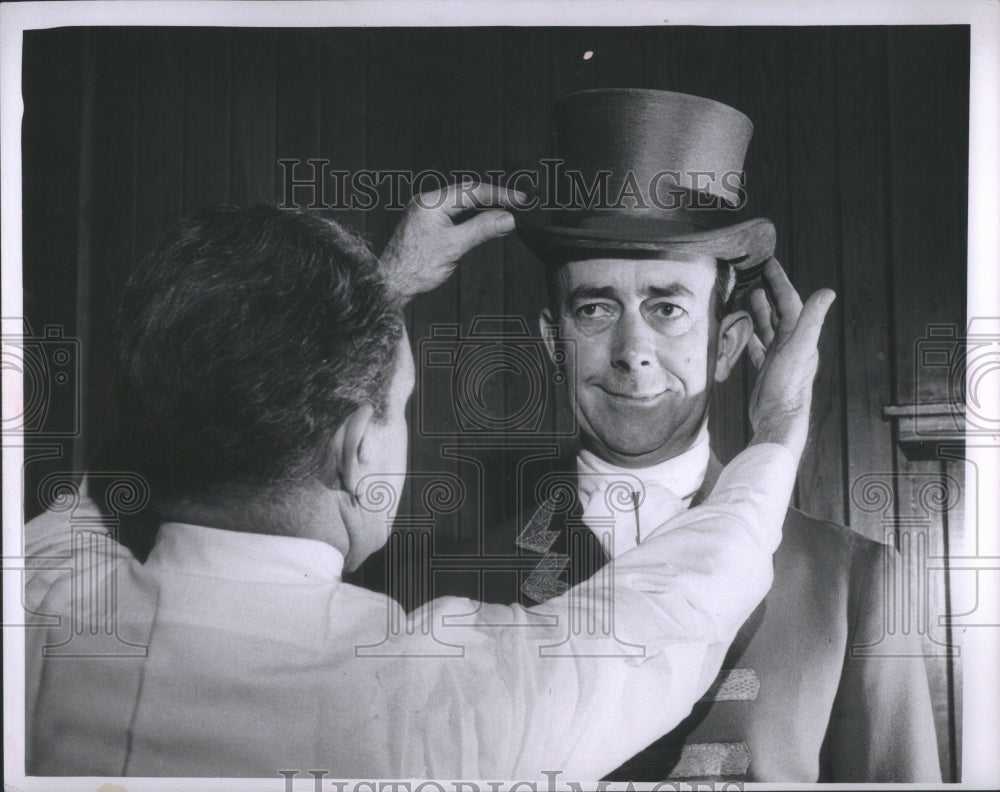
[{"xmin": 113, "ymin": 205, "xmax": 403, "ymax": 511}]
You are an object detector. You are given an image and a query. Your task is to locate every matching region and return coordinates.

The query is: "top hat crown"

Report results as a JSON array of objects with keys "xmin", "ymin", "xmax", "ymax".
[{"xmin": 516, "ymin": 88, "xmax": 775, "ymax": 274}]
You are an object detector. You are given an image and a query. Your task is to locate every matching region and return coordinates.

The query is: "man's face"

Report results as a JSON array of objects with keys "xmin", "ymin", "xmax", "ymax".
[{"xmin": 543, "ymin": 256, "xmax": 734, "ymax": 467}]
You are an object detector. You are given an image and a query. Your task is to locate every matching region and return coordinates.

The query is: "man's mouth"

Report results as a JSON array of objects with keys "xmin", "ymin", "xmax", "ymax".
[{"xmin": 595, "ymin": 385, "xmax": 669, "ymax": 403}]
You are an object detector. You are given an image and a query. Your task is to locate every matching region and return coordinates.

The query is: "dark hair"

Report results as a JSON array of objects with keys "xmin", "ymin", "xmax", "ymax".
[
  {"xmin": 113, "ymin": 205, "xmax": 404, "ymax": 504},
  {"xmin": 544, "ymin": 258, "xmax": 737, "ymax": 322},
  {"xmin": 712, "ymin": 261, "xmax": 738, "ymax": 321}
]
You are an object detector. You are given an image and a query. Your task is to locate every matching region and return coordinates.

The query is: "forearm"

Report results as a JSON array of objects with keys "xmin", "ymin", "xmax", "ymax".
[{"xmin": 749, "ymin": 406, "xmax": 810, "ymax": 458}]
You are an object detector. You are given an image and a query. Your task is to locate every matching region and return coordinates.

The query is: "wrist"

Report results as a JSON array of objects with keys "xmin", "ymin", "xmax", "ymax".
[
  {"xmin": 378, "ymin": 245, "xmax": 417, "ymax": 304},
  {"xmin": 750, "ymin": 408, "xmax": 809, "ymax": 458}
]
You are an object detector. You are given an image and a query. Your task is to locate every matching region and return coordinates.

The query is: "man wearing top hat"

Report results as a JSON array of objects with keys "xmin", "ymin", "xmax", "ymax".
[{"xmin": 429, "ymin": 89, "xmax": 941, "ymax": 782}]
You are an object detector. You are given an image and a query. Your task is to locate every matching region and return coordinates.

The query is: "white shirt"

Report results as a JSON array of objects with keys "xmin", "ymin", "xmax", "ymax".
[
  {"xmin": 23, "ymin": 443, "xmax": 795, "ymax": 780},
  {"xmin": 577, "ymin": 424, "xmax": 711, "ymax": 556}
]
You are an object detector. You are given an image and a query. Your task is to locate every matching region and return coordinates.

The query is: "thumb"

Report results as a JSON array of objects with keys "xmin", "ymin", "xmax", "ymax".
[{"xmin": 451, "ymin": 209, "xmax": 516, "ymax": 254}]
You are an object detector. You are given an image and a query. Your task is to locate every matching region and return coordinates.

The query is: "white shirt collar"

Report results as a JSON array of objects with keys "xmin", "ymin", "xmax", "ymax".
[
  {"xmin": 148, "ymin": 521, "xmax": 345, "ymax": 584},
  {"xmin": 576, "ymin": 421, "xmax": 711, "ymax": 505}
]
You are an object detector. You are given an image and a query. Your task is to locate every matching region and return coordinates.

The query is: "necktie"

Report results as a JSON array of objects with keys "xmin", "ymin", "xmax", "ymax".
[
  {"xmin": 577, "ymin": 425, "xmax": 710, "ymax": 558},
  {"xmin": 579, "ymin": 478, "xmax": 686, "ymax": 557}
]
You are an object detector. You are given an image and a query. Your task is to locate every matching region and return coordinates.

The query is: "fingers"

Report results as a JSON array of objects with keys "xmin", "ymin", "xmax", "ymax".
[
  {"xmin": 785, "ymin": 288, "xmax": 836, "ymax": 357},
  {"xmin": 450, "ymin": 208, "xmax": 517, "ymax": 253},
  {"xmin": 762, "ymin": 258, "xmax": 803, "ymax": 341},
  {"xmin": 749, "ymin": 288, "xmax": 775, "ymax": 348},
  {"xmin": 433, "ymin": 181, "xmax": 527, "ymax": 217}
]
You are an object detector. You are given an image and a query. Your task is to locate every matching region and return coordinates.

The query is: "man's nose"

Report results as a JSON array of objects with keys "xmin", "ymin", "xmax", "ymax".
[{"xmin": 611, "ymin": 311, "xmax": 657, "ymax": 372}]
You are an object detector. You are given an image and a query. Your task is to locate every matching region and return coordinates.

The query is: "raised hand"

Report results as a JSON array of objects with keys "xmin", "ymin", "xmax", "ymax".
[
  {"xmin": 379, "ymin": 181, "xmax": 525, "ymax": 301},
  {"xmin": 746, "ymin": 258, "xmax": 836, "ymax": 457}
]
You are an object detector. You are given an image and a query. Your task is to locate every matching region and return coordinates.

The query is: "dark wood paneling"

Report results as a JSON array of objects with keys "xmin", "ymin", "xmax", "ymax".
[
  {"xmin": 83, "ymin": 29, "xmax": 138, "ymax": 463},
  {"xmin": 274, "ymin": 29, "xmax": 322, "ymax": 207},
  {"xmin": 787, "ymin": 29, "xmax": 847, "ymax": 525},
  {"xmin": 20, "ymin": 28, "xmax": 85, "ymax": 516},
  {"xmin": 887, "ymin": 27, "xmax": 968, "ymax": 405},
  {"xmin": 133, "ymin": 29, "xmax": 184, "ymax": 265},
  {"xmin": 318, "ymin": 28, "xmax": 368, "ymax": 236},
  {"xmin": 363, "ymin": 29, "xmax": 412, "ymax": 255},
  {"xmin": 552, "ymin": 28, "xmax": 600, "ymax": 97},
  {"xmin": 183, "ymin": 29, "xmax": 232, "ymax": 212},
  {"xmin": 230, "ymin": 29, "xmax": 276, "ymax": 206},
  {"xmin": 834, "ymin": 29, "xmax": 897, "ymax": 541},
  {"xmin": 21, "ymin": 29, "xmax": 83, "ymax": 331},
  {"xmin": 596, "ymin": 27, "xmax": 645, "ymax": 88}
]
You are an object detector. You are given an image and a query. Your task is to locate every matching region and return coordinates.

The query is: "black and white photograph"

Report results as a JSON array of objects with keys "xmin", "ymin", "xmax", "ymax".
[{"xmin": 2, "ymin": 1, "xmax": 998, "ymax": 790}]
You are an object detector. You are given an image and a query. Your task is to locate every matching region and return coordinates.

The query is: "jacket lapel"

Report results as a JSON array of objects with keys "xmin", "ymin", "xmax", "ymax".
[{"xmin": 516, "ymin": 486, "xmax": 608, "ymax": 604}]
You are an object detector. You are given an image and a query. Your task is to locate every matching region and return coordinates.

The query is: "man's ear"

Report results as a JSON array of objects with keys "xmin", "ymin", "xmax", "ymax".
[
  {"xmin": 326, "ymin": 402, "xmax": 376, "ymax": 496},
  {"xmin": 713, "ymin": 310, "xmax": 754, "ymax": 383},
  {"xmin": 539, "ymin": 309, "xmax": 558, "ymax": 364}
]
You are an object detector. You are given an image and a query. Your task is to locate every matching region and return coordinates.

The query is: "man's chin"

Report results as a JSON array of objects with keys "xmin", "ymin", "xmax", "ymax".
[{"xmin": 588, "ymin": 431, "xmax": 679, "ymax": 466}]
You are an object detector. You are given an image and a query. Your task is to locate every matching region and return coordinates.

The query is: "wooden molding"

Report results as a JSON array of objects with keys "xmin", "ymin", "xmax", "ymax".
[{"xmin": 882, "ymin": 402, "xmax": 965, "ymax": 458}]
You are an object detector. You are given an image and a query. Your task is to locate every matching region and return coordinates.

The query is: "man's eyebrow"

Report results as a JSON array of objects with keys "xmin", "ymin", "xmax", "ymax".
[
  {"xmin": 642, "ymin": 283, "xmax": 695, "ymax": 299},
  {"xmin": 567, "ymin": 285, "xmax": 618, "ymax": 303},
  {"xmin": 565, "ymin": 282, "xmax": 696, "ymax": 304}
]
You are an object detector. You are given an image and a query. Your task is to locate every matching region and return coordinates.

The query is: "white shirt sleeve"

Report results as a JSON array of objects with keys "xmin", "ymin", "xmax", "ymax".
[
  {"xmin": 401, "ymin": 442, "xmax": 798, "ymax": 780},
  {"xmin": 21, "ymin": 444, "xmax": 797, "ymax": 781}
]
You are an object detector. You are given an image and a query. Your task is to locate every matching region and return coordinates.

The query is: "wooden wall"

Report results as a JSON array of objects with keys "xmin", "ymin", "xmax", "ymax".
[{"xmin": 20, "ymin": 25, "xmax": 968, "ymax": 779}]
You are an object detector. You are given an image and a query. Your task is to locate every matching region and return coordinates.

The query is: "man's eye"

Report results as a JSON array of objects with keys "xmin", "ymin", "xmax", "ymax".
[
  {"xmin": 575, "ymin": 303, "xmax": 613, "ymax": 319},
  {"xmin": 651, "ymin": 302, "xmax": 684, "ymax": 319}
]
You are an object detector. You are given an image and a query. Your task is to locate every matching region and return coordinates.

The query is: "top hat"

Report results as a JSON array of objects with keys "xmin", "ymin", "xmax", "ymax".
[{"xmin": 515, "ymin": 89, "xmax": 775, "ymax": 278}]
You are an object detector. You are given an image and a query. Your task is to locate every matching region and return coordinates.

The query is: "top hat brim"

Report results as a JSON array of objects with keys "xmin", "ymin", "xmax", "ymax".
[{"xmin": 514, "ymin": 212, "xmax": 776, "ymax": 281}]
